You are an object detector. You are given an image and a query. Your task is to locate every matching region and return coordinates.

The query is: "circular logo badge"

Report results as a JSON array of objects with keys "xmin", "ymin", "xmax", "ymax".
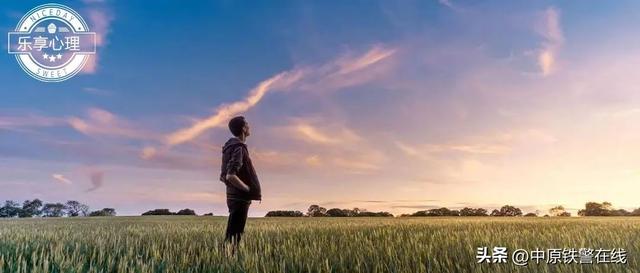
[{"xmin": 8, "ymin": 3, "xmax": 97, "ymax": 82}]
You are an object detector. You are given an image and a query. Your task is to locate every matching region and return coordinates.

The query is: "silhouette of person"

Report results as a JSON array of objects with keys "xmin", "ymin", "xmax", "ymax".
[{"xmin": 220, "ymin": 116, "xmax": 262, "ymax": 255}]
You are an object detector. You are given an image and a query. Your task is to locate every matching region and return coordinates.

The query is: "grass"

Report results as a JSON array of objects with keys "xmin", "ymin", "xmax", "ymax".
[{"xmin": 0, "ymin": 216, "xmax": 638, "ymax": 273}]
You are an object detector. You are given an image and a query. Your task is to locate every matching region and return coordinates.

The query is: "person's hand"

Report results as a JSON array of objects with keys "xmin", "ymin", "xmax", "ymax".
[
  {"xmin": 240, "ymin": 182, "xmax": 250, "ymax": 193},
  {"xmin": 226, "ymin": 174, "xmax": 251, "ymax": 193}
]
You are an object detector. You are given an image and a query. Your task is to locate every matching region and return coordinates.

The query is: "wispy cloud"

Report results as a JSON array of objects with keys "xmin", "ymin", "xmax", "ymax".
[
  {"xmin": 68, "ymin": 108, "xmax": 156, "ymax": 140},
  {"xmin": 0, "ymin": 114, "xmax": 65, "ymax": 130},
  {"xmin": 593, "ymin": 108, "xmax": 640, "ymax": 120},
  {"xmin": 536, "ymin": 7, "xmax": 564, "ymax": 76},
  {"xmin": 164, "ymin": 71, "xmax": 305, "ymax": 146},
  {"xmin": 52, "ymin": 174, "xmax": 72, "ymax": 185},
  {"xmin": 266, "ymin": 116, "xmax": 387, "ymax": 174},
  {"xmin": 82, "ymin": 87, "xmax": 113, "ymax": 96},
  {"xmin": 86, "ymin": 170, "xmax": 104, "ymax": 192},
  {"xmin": 395, "ymin": 128, "xmax": 556, "ymax": 158},
  {"xmin": 80, "ymin": 3, "xmax": 114, "ymax": 74},
  {"xmin": 162, "ymin": 45, "xmax": 397, "ymax": 148},
  {"xmin": 285, "ymin": 118, "xmax": 362, "ymax": 145},
  {"xmin": 395, "ymin": 140, "xmax": 511, "ymax": 157},
  {"xmin": 436, "ymin": 0, "xmax": 463, "ymax": 12}
]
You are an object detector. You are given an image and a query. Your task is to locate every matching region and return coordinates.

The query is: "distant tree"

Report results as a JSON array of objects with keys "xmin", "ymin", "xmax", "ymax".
[
  {"xmin": 64, "ymin": 200, "xmax": 89, "ymax": 217},
  {"xmin": 411, "ymin": 207, "xmax": 458, "ymax": 216},
  {"xmin": 103, "ymin": 208, "xmax": 116, "ymax": 216},
  {"xmin": 0, "ymin": 200, "xmax": 21, "ymax": 218},
  {"xmin": 432, "ymin": 207, "xmax": 459, "ymax": 216},
  {"xmin": 301, "ymin": 206, "xmax": 393, "ymax": 217},
  {"xmin": 203, "ymin": 213, "xmax": 214, "ymax": 216},
  {"xmin": 352, "ymin": 207, "xmax": 361, "ymax": 216},
  {"xmin": 558, "ymin": 212, "xmax": 571, "ymax": 217},
  {"xmin": 498, "ymin": 205, "xmax": 522, "ymax": 216},
  {"xmin": 176, "ymin": 209, "xmax": 196, "ymax": 216},
  {"xmin": 142, "ymin": 209, "xmax": 174, "ymax": 216},
  {"xmin": 89, "ymin": 208, "xmax": 116, "ymax": 217},
  {"xmin": 459, "ymin": 207, "xmax": 488, "ymax": 216},
  {"xmin": 631, "ymin": 208, "xmax": 640, "ymax": 216},
  {"xmin": 576, "ymin": 201, "xmax": 630, "ymax": 216},
  {"xmin": 19, "ymin": 199, "xmax": 43, "ymax": 218},
  {"xmin": 410, "ymin": 210, "xmax": 425, "ymax": 216},
  {"xmin": 265, "ymin": 210, "xmax": 304, "ymax": 217},
  {"xmin": 490, "ymin": 209, "xmax": 502, "ymax": 216},
  {"xmin": 342, "ymin": 209, "xmax": 357, "ymax": 217},
  {"xmin": 307, "ymin": 205, "xmax": 327, "ymax": 217},
  {"xmin": 358, "ymin": 211, "xmax": 393, "ymax": 217},
  {"xmin": 609, "ymin": 209, "xmax": 630, "ymax": 216},
  {"xmin": 42, "ymin": 203, "xmax": 66, "ymax": 217},
  {"xmin": 474, "ymin": 208, "xmax": 489, "ymax": 216},
  {"xmin": 326, "ymin": 208, "xmax": 349, "ymax": 217},
  {"xmin": 549, "ymin": 205, "xmax": 567, "ymax": 217},
  {"xmin": 524, "ymin": 212, "xmax": 537, "ymax": 217},
  {"xmin": 459, "ymin": 207, "xmax": 474, "ymax": 216}
]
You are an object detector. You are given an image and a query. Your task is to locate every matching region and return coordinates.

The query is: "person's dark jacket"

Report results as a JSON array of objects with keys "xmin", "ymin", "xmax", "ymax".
[{"xmin": 220, "ymin": 137, "xmax": 262, "ymax": 201}]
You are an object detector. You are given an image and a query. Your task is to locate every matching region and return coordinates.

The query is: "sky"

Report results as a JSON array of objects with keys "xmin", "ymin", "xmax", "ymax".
[{"xmin": 2, "ymin": 0, "xmax": 640, "ymax": 217}]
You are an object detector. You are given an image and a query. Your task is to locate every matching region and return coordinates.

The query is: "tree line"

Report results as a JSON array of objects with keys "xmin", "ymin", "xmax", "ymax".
[
  {"xmin": 266, "ymin": 204, "xmax": 393, "ymax": 217},
  {"xmin": 0, "ymin": 199, "xmax": 115, "ymax": 218},
  {"xmin": 577, "ymin": 202, "xmax": 640, "ymax": 216},
  {"xmin": 4, "ymin": 200, "xmax": 637, "ymax": 218},
  {"xmin": 141, "ymin": 208, "xmax": 202, "ymax": 216},
  {"xmin": 401, "ymin": 202, "xmax": 640, "ymax": 217},
  {"xmin": 265, "ymin": 202, "xmax": 640, "ymax": 217}
]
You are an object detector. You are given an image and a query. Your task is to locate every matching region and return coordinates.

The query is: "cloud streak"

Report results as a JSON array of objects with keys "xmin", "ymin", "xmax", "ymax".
[
  {"xmin": 52, "ymin": 174, "xmax": 72, "ymax": 185},
  {"xmin": 0, "ymin": 114, "xmax": 65, "ymax": 130},
  {"xmin": 68, "ymin": 108, "xmax": 156, "ymax": 140},
  {"xmin": 536, "ymin": 6, "xmax": 564, "ymax": 76},
  {"xmin": 158, "ymin": 45, "xmax": 396, "ymax": 152},
  {"xmin": 165, "ymin": 70, "xmax": 305, "ymax": 146},
  {"xmin": 286, "ymin": 118, "xmax": 362, "ymax": 145},
  {"xmin": 80, "ymin": 3, "xmax": 114, "ymax": 74}
]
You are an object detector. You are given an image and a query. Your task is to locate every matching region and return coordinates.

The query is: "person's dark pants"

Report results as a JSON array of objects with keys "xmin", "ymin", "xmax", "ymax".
[{"xmin": 224, "ymin": 198, "xmax": 251, "ymax": 249}]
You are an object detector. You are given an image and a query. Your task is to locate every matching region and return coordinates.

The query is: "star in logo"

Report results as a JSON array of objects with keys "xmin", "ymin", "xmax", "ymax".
[
  {"xmin": 43, "ymin": 53, "xmax": 49, "ymax": 60},
  {"xmin": 48, "ymin": 55, "xmax": 56, "ymax": 62}
]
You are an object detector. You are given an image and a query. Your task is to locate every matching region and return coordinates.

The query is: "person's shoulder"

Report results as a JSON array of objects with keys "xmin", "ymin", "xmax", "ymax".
[{"xmin": 223, "ymin": 137, "xmax": 246, "ymax": 151}]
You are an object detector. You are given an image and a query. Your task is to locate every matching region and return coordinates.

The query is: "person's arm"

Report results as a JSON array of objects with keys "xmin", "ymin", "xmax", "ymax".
[
  {"xmin": 226, "ymin": 174, "xmax": 250, "ymax": 192},
  {"xmin": 225, "ymin": 146, "xmax": 250, "ymax": 192}
]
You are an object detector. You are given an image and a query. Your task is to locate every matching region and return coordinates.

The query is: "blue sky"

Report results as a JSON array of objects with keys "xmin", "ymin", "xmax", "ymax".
[{"xmin": 2, "ymin": 0, "xmax": 640, "ymax": 216}]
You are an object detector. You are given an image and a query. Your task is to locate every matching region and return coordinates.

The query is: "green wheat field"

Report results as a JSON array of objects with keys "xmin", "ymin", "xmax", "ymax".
[{"xmin": 0, "ymin": 216, "xmax": 637, "ymax": 273}]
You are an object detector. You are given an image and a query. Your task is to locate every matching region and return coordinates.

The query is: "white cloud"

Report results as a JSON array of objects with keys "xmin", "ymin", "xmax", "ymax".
[
  {"xmin": 52, "ymin": 174, "xmax": 72, "ymax": 185},
  {"xmin": 162, "ymin": 45, "xmax": 397, "ymax": 148}
]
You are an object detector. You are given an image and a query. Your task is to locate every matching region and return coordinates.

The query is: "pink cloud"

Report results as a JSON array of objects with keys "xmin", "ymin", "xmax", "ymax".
[
  {"xmin": 52, "ymin": 174, "xmax": 72, "ymax": 185},
  {"xmin": 67, "ymin": 108, "xmax": 157, "ymax": 140},
  {"xmin": 159, "ymin": 45, "xmax": 397, "ymax": 150},
  {"xmin": 535, "ymin": 7, "xmax": 564, "ymax": 76},
  {"xmin": 86, "ymin": 170, "xmax": 104, "ymax": 192},
  {"xmin": 80, "ymin": 6, "xmax": 114, "ymax": 74}
]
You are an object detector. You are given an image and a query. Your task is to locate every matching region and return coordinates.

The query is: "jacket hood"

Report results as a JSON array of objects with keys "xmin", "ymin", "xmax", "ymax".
[{"xmin": 222, "ymin": 137, "xmax": 246, "ymax": 152}]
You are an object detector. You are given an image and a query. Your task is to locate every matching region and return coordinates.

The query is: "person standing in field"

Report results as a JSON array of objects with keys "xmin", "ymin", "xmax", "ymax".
[{"xmin": 220, "ymin": 116, "xmax": 262, "ymax": 255}]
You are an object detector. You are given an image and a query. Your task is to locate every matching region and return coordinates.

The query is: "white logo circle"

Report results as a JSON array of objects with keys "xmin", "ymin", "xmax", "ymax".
[{"xmin": 8, "ymin": 3, "xmax": 97, "ymax": 82}]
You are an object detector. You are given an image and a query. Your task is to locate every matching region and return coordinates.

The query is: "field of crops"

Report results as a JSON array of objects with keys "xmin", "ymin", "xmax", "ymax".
[{"xmin": 0, "ymin": 216, "xmax": 637, "ymax": 273}]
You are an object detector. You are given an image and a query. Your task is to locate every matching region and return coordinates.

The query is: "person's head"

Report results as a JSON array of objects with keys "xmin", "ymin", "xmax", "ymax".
[{"xmin": 228, "ymin": 116, "xmax": 250, "ymax": 138}]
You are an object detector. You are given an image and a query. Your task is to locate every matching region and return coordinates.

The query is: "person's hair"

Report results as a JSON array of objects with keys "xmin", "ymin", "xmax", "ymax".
[{"xmin": 228, "ymin": 116, "xmax": 247, "ymax": 137}]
